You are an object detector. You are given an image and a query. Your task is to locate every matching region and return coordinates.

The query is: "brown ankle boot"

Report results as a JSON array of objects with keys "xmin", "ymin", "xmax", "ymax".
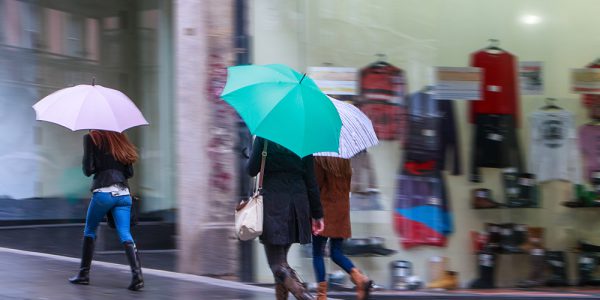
[
  {"xmin": 275, "ymin": 266, "xmax": 314, "ymax": 300},
  {"xmin": 276, "ymin": 282, "xmax": 289, "ymax": 300},
  {"xmin": 427, "ymin": 270, "xmax": 459, "ymax": 290},
  {"xmin": 350, "ymin": 268, "xmax": 372, "ymax": 300},
  {"xmin": 316, "ymin": 282, "xmax": 327, "ymax": 300}
]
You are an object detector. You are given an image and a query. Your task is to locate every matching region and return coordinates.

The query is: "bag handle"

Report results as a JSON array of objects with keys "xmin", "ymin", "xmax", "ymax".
[{"xmin": 256, "ymin": 140, "xmax": 268, "ymax": 192}]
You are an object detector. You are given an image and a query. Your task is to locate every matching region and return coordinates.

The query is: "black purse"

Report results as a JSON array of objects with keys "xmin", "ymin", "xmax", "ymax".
[{"xmin": 106, "ymin": 195, "xmax": 139, "ymax": 228}]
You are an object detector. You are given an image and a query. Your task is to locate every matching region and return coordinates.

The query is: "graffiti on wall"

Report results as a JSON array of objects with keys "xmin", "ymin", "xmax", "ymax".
[{"xmin": 206, "ymin": 55, "xmax": 238, "ymax": 210}]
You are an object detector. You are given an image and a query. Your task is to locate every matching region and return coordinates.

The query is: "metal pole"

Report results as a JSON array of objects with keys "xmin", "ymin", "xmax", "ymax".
[{"xmin": 234, "ymin": 0, "xmax": 254, "ymax": 283}]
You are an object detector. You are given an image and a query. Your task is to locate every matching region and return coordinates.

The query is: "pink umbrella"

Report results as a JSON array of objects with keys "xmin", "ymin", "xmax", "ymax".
[{"xmin": 33, "ymin": 84, "xmax": 148, "ymax": 132}]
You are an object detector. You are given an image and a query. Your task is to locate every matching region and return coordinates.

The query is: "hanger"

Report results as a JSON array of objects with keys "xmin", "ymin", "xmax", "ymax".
[
  {"xmin": 541, "ymin": 98, "xmax": 562, "ymax": 111},
  {"xmin": 369, "ymin": 53, "xmax": 391, "ymax": 67},
  {"xmin": 421, "ymin": 85, "xmax": 435, "ymax": 94},
  {"xmin": 484, "ymin": 39, "xmax": 504, "ymax": 54}
]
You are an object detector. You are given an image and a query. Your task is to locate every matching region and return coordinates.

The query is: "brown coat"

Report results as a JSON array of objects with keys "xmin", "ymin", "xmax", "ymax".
[{"xmin": 314, "ymin": 160, "xmax": 352, "ymax": 238}]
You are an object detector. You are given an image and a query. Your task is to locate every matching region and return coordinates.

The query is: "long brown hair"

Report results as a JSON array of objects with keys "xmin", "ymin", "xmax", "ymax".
[
  {"xmin": 89, "ymin": 130, "xmax": 138, "ymax": 165},
  {"xmin": 314, "ymin": 156, "xmax": 352, "ymax": 178}
]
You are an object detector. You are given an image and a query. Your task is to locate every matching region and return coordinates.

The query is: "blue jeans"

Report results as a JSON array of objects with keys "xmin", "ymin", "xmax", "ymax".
[
  {"xmin": 312, "ymin": 235, "xmax": 355, "ymax": 282},
  {"xmin": 84, "ymin": 192, "xmax": 134, "ymax": 244}
]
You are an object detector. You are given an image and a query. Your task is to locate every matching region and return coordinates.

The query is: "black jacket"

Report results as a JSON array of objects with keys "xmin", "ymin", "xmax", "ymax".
[
  {"xmin": 246, "ymin": 137, "xmax": 323, "ymax": 245},
  {"xmin": 82, "ymin": 134, "xmax": 133, "ymax": 191}
]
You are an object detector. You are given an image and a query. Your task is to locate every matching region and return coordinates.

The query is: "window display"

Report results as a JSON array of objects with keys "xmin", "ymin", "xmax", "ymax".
[{"xmin": 250, "ymin": 0, "xmax": 600, "ymax": 295}]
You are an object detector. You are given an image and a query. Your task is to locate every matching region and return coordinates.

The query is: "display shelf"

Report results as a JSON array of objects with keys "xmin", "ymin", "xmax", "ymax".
[
  {"xmin": 472, "ymin": 207, "xmax": 543, "ymax": 210},
  {"xmin": 562, "ymin": 206, "xmax": 600, "ymax": 209}
]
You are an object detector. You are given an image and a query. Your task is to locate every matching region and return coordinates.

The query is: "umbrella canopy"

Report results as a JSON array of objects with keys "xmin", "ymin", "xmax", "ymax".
[
  {"xmin": 314, "ymin": 97, "xmax": 379, "ymax": 158},
  {"xmin": 33, "ymin": 84, "xmax": 148, "ymax": 133},
  {"xmin": 221, "ymin": 64, "xmax": 342, "ymax": 157}
]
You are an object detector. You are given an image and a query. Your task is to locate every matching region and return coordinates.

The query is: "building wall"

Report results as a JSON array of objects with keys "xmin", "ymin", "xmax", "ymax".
[{"xmin": 175, "ymin": 0, "xmax": 240, "ymax": 276}]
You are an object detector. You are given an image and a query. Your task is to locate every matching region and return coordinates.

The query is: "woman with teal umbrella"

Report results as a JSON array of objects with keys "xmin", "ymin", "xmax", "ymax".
[
  {"xmin": 224, "ymin": 64, "xmax": 341, "ymax": 300},
  {"xmin": 247, "ymin": 137, "xmax": 323, "ymax": 300}
]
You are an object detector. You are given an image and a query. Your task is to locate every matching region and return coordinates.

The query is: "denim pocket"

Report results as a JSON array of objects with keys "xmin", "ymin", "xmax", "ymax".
[
  {"xmin": 92, "ymin": 192, "xmax": 114, "ymax": 205},
  {"xmin": 118, "ymin": 195, "xmax": 133, "ymax": 206}
]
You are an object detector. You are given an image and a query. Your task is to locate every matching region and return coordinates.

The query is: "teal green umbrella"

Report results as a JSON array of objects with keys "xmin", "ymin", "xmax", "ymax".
[{"xmin": 221, "ymin": 64, "xmax": 342, "ymax": 157}]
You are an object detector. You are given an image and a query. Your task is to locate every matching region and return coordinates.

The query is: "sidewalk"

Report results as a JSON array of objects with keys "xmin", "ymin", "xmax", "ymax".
[
  {"xmin": 0, "ymin": 247, "xmax": 275, "ymax": 300},
  {"xmin": 2, "ymin": 247, "xmax": 600, "ymax": 300}
]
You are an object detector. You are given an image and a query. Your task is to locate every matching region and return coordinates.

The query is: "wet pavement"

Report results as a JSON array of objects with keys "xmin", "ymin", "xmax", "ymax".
[
  {"xmin": 3, "ymin": 247, "xmax": 600, "ymax": 300},
  {"xmin": 0, "ymin": 247, "xmax": 275, "ymax": 300}
]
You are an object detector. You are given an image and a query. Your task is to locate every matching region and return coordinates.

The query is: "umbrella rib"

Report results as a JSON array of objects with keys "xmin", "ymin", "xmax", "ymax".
[
  {"xmin": 71, "ymin": 88, "xmax": 98, "ymax": 130},
  {"xmin": 66, "ymin": 87, "xmax": 94, "ymax": 130},
  {"xmin": 222, "ymin": 81, "xmax": 296, "ymax": 98}
]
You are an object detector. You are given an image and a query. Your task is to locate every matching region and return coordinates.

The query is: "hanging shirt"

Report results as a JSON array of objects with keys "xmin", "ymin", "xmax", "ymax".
[
  {"xmin": 469, "ymin": 50, "xmax": 520, "ymax": 126},
  {"xmin": 579, "ymin": 124, "xmax": 600, "ymax": 181},
  {"xmin": 405, "ymin": 89, "xmax": 461, "ymax": 175},
  {"xmin": 581, "ymin": 62, "xmax": 600, "ymax": 118},
  {"xmin": 529, "ymin": 110, "xmax": 581, "ymax": 183},
  {"xmin": 359, "ymin": 63, "xmax": 407, "ymax": 141}
]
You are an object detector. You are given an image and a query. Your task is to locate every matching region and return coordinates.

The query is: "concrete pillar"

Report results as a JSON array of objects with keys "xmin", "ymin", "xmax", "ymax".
[{"xmin": 175, "ymin": 0, "xmax": 238, "ymax": 276}]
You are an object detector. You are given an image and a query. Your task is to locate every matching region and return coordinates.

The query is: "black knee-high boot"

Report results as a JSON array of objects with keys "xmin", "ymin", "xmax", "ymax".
[
  {"xmin": 69, "ymin": 236, "xmax": 95, "ymax": 285},
  {"xmin": 124, "ymin": 242, "xmax": 144, "ymax": 291}
]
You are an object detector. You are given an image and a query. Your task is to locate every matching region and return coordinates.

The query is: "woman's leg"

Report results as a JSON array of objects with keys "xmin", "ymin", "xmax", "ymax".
[
  {"xmin": 70, "ymin": 193, "xmax": 113, "ymax": 284},
  {"xmin": 330, "ymin": 238, "xmax": 371, "ymax": 300},
  {"xmin": 312, "ymin": 235, "xmax": 329, "ymax": 300},
  {"xmin": 83, "ymin": 192, "xmax": 114, "ymax": 240},
  {"xmin": 329, "ymin": 238, "xmax": 355, "ymax": 273},
  {"xmin": 111, "ymin": 195, "xmax": 134, "ymax": 244},
  {"xmin": 264, "ymin": 243, "xmax": 290, "ymax": 300},
  {"xmin": 311, "ymin": 235, "xmax": 327, "ymax": 282},
  {"xmin": 113, "ymin": 195, "xmax": 144, "ymax": 291},
  {"xmin": 264, "ymin": 243, "xmax": 313, "ymax": 300},
  {"xmin": 264, "ymin": 243, "xmax": 288, "ymax": 274}
]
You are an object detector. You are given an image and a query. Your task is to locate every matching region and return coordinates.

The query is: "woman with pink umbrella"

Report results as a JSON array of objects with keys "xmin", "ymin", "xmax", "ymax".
[{"xmin": 33, "ymin": 83, "xmax": 148, "ymax": 291}]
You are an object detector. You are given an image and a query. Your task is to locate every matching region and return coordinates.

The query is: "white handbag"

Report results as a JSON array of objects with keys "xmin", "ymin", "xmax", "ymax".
[{"xmin": 235, "ymin": 141, "xmax": 268, "ymax": 241}]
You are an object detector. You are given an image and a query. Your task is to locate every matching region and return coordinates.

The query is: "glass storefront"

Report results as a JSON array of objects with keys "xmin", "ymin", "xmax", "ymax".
[
  {"xmin": 250, "ymin": 0, "xmax": 600, "ymax": 289},
  {"xmin": 0, "ymin": 0, "xmax": 174, "ymax": 221}
]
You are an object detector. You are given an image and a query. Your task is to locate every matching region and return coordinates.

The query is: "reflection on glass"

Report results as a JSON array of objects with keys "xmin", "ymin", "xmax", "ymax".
[{"xmin": 0, "ymin": 0, "xmax": 172, "ymax": 222}]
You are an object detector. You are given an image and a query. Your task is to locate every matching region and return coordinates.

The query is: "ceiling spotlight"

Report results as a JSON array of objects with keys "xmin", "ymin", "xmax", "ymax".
[{"xmin": 521, "ymin": 15, "xmax": 541, "ymax": 25}]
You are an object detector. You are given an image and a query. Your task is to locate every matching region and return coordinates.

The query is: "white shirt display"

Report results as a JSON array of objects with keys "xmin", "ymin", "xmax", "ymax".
[{"xmin": 528, "ymin": 110, "xmax": 582, "ymax": 183}]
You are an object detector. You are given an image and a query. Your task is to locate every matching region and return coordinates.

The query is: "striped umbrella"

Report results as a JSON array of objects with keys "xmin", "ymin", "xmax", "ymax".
[{"xmin": 315, "ymin": 97, "xmax": 379, "ymax": 158}]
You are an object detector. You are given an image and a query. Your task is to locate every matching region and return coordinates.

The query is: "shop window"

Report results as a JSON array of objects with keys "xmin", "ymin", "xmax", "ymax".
[
  {"xmin": 20, "ymin": 1, "xmax": 44, "ymax": 49},
  {"xmin": 0, "ymin": 0, "xmax": 5, "ymax": 44},
  {"xmin": 45, "ymin": 8, "xmax": 65, "ymax": 55},
  {"xmin": 139, "ymin": 9, "xmax": 159, "ymax": 66},
  {"xmin": 4, "ymin": 0, "xmax": 21, "ymax": 47},
  {"xmin": 65, "ymin": 13, "xmax": 85, "ymax": 57},
  {"xmin": 84, "ymin": 18, "xmax": 100, "ymax": 61}
]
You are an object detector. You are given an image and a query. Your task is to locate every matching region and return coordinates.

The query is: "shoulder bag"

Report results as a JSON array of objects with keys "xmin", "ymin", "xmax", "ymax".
[{"xmin": 235, "ymin": 141, "xmax": 268, "ymax": 241}]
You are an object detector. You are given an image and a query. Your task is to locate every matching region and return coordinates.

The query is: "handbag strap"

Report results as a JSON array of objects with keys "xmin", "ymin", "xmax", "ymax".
[{"xmin": 257, "ymin": 140, "xmax": 268, "ymax": 192}]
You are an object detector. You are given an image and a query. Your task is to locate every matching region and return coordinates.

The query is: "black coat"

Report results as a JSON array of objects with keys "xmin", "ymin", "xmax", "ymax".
[
  {"xmin": 246, "ymin": 137, "xmax": 323, "ymax": 245},
  {"xmin": 82, "ymin": 134, "xmax": 133, "ymax": 191}
]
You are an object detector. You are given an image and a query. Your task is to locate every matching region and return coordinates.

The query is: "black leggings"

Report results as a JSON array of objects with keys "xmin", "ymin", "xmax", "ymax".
[{"xmin": 264, "ymin": 243, "xmax": 292, "ymax": 275}]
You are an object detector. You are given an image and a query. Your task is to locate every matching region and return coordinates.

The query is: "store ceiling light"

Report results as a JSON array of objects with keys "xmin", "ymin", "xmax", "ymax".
[{"xmin": 521, "ymin": 14, "xmax": 541, "ymax": 25}]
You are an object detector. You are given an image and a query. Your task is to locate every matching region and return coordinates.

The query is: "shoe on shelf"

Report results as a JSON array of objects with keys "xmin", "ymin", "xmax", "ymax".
[{"xmin": 427, "ymin": 271, "xmax": 458, "ymax": 290}]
